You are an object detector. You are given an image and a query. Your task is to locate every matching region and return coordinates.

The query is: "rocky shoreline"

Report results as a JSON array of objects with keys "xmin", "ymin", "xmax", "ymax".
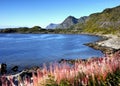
[
  {"xmin": 85, "ymin": 34, "xmax": 120, "ymax": 54},
  {"xmin": 59, "ymin": 34, "xmax": 120, "ymax": 64}
]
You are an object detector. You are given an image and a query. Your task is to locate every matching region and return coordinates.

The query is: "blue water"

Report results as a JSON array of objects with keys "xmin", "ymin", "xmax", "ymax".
[{"xmin": 0, "ymin": 34, "xmax": 103, "ymax": 70}]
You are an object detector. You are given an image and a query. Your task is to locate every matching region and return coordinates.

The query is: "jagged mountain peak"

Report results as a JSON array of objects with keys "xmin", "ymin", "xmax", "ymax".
[{"xmin": 56, "ymin": 16, "xmax": 78, "ymax": 29}]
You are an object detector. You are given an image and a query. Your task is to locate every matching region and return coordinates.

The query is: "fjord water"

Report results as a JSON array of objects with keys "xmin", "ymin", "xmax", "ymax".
[{"xmin": 0, "ymin": 34, "xmax": 103, "ymax": 69}]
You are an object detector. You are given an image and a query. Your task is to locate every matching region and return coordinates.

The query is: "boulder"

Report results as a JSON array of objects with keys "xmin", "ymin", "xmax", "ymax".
[
  {"xmin": 0, "ymin": 63, "xmax": 7, "ymax": 74},
  {"xmin": 11, "ymin": 66, "xmax": 18, "ymax": 72}
]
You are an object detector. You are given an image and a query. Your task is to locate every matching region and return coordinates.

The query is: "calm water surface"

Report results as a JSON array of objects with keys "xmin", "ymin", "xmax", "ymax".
[{"xmin": 0, "ymin": 34, "xmax": 103, "ymax": 70}]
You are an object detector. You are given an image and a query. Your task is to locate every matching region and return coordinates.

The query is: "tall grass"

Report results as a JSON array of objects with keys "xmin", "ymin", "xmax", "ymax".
[{"xmin": 0, "ymin": 51, "xmax": 120, "ymax": 86}]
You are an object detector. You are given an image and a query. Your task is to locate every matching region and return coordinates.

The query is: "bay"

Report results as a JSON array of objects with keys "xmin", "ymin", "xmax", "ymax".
[{"xmin": 0, "ymin": 34, "xmax": 103, "ymax": 70}]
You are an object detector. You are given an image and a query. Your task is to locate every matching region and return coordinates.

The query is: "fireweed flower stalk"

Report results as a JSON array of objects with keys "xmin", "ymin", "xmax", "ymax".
[{"xmin": 0, "ymin": 51, "xmax": 120, "ymax": 86}]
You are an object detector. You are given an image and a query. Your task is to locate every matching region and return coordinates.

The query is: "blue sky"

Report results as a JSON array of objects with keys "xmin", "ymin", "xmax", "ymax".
[{"xmin": 0, "ymin": 0, "xmax": 120, "ymax": 28}]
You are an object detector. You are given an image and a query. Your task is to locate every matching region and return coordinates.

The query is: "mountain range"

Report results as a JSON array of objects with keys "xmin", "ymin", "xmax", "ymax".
[
  {"xmin": 46, "ymin": 5, "xmax": 120, "ymax": 34},
  {"xmin": 1, "ymin": 5, "xmax": 120, "ymax": 35},
  {"xmin": 46, "ymin": 16, "xmax": 88, "ymax": 29}
]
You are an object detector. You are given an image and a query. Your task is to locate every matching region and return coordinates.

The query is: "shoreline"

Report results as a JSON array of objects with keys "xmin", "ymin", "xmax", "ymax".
[{"xmin": 85, "ymin": 34, "xmax": 120, "ymax": 54}]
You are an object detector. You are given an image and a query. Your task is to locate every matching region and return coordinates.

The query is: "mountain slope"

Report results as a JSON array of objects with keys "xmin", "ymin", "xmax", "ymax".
[
  {"xmin": 81, "ymin": 5, "xmax": 120, "ymax": 34},
  {"xmin": 78, "ymin": 16, "xmax": 88, "ymax": 24}
]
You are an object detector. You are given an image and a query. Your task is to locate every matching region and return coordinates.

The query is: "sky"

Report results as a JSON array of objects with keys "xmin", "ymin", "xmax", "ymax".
[{"xmin": 0, "ymin": 0, "xmax": 120, "ymax": 28}]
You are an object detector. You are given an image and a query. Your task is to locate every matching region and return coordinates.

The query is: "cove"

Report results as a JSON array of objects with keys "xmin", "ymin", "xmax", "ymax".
[{"xmin": 0, "ymin": 34, "xmax": 103, "ymax": 70}]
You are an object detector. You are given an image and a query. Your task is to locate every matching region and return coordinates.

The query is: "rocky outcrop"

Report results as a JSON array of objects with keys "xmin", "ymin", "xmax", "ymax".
[
  {"xmin": 85, "ymin": 35, "xmax": 120, "ymax": 54},
  {"xmin": 0, "ymin": 63, "xmax": 7, "ymax": 74}
]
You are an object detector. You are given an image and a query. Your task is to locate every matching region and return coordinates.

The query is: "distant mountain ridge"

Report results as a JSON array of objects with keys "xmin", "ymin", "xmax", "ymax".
[
  {"xmin": 56, "ymin": 16, "xmax": 78, "ymax": 29},
  {"xmin": 46, "ymin": 23, "xmax": 59, "ymax": 29},
  {"xmin": 56, "ymin": 16, "xmax": 88, "ymax": 29},
  {"xmin": 46, "ymin": 16, "xmax": 88, "ymax": 29}
]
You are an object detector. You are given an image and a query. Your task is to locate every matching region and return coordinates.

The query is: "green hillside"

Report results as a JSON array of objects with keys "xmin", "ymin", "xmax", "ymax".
[{"xmin": 75, "ymin": 5, "xmax": 120, "ymax": 35}]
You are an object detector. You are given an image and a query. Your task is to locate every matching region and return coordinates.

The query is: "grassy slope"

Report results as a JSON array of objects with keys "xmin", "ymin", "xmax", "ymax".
[{"xmin": 73, "ymin": 5, "xmax": 120, "ymax": 35}]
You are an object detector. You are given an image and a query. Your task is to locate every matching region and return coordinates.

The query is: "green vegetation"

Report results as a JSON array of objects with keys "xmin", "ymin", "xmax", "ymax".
[
  {"xmin": 0, "ymin": 27, "xmax": 83, "ymax": 34},
  {"xmin": 0, "ymin": 26, "xmax": 54, "ymax": 34},
  {"xmin": 81, "ymin": 5, "xmax": 120, "ymax": 35},
  {"xmin": 45, "ymin": 69, "xmax": 120, "ymax": 86}
]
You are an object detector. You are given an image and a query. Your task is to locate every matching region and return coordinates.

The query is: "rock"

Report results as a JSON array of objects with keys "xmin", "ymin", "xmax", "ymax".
[
  {"xmin": 81, "ymin": 59, "xmax": 87, "ymax": 62},
  {"xmin": 19, "ymin": 71, "xmax": 32, "ymax": 79},
  {"xmin": 18, "ymin": 66, "xmax": 40, "ymax": 79},
  {"xmin": 59, "ymin": 59, "xmax": 79, "ymax": 64},
  {"xmin": 0, "ymin": 64, "xmax": 1, "ymax": 69},
  {"xmin": 84, "ymin": 42, "xmax": 118, "ymax": 54},
  {"xmin": 58, "ymin": 59, "xmax": 66, "ymax": 63},
  {"xmin": 0, "ymin": 63, "xmax": 7, "ymax": 74},
  {"xmin": 11, "ymin": 66, "xmax": 18, "ymax": 72}
]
